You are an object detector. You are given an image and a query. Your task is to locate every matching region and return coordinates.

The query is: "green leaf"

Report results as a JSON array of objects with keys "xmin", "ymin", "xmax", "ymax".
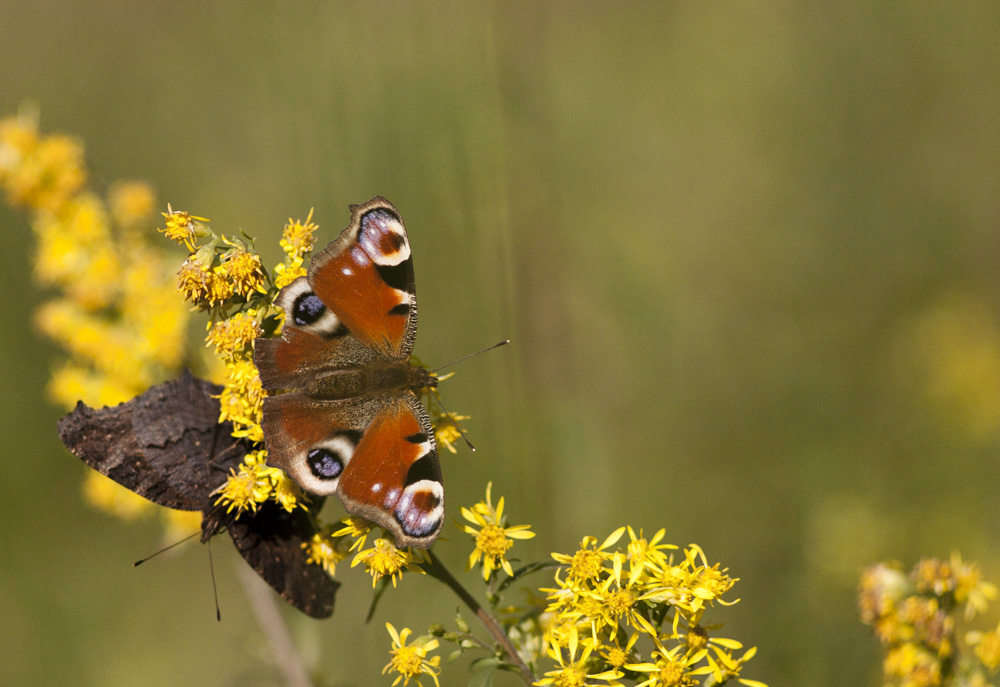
[{"xmin": 468, "ymin": 657, "xmax": 503, "ymax": 687}]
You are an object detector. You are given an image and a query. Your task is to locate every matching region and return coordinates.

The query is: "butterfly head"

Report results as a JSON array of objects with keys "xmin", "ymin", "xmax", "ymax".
[{"xmin": 408, "ymin": 364, "xmax": 438, "ymax": 393}]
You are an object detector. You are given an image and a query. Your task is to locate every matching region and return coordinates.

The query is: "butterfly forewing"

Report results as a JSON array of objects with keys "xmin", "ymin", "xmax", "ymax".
[
  {"xmin": 307, "ymin": 197, "xmax": 418, "ymax": 359},
  {"xmin": 57, "ymin": 372, "xmax": 243, "ymax": 511}
]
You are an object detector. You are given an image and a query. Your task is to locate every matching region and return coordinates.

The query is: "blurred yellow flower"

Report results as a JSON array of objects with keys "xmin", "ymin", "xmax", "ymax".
[
  {"xmin": 302, "ymin": 525, "xmax": 348, "ymax": 576},
  {"xmin": 109, "ymin": 181, "xmax": 156, "ymax": 229}
]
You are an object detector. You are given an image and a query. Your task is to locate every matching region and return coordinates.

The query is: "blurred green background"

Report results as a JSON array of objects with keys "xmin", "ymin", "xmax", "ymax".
[{"xmin": 3, "ymin": 2, "xmax": 1000, "ymax": 685}]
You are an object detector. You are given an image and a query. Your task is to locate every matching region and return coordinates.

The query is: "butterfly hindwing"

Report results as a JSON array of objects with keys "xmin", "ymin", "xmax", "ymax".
[
  {"xmin": 307, "ymin": 197, "xmax": 418, "ymax": 358},
  {"xmin": 57, "ymin": 372, "xmax": 340, "ymax": 618},
  {"xmin": 336, "ymin": 394, "xmax": 444, "ymax": 549},
  {"xmin": 259, "ymin": 392, "xmax": 379, "ymax": 496},
  {"xmin": 228, "ymin": 499, "xmax": 341, "ymax": 619}
]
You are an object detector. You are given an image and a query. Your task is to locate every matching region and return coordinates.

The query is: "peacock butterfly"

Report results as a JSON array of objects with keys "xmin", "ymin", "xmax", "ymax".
[
  {"xmin": 57, "ymin": 371, "xmax": 339, "ymax": 619},
  {"xmin": 254, "ymin": 197, "xmax": 444, "ymax": 549}
]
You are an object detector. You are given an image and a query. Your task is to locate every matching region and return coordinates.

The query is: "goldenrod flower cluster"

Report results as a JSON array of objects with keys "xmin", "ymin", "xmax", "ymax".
[
  {"xmin": 1, "ymin": 112, "xmax": 187, "ymax": 409},
  {"xmin": 391, "ymin": 486, "xmax": 767, "ymax": 687},
  {"xmin": 3, "ymin": 111, "xmax": 189, "ymax": 523},
  {"xmin": 531, "ymin": 528, "xmax": 765, "ymax": 687},
  {"xmin": 860, "ymin": 554, "xmax": 1000, "ymax": 687},
  {"xmin": 157, "ymin": 207, "xmax": 319, "ymax": 511},
  {"xmin": 212, "ymin": 450, "xmax": 305, "ymax": 516}
]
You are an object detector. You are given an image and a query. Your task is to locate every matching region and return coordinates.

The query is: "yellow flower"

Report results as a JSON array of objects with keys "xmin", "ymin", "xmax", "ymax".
[
  {"xmin": 642, "ymin": 545, "xmax": 737, "ymax": 617},
  {"xmin": 383, "ymin": 623, "xmax": 441, "ymax": 687},
  {"xmin": 176, "ymin": 258, "xmax": 213, "ymax": 305},
  {"xmin": 883, "ymin": 643, "xmax": 940, "ymax": 687},
  {"xmin": 217, "ymin": 358, "xmax": 265, "ymax": 435},
  {"xmin": 968, "ymin": 622, "xmax": 1000, "ymax": 673},
  {"xmin": 912, "ymin": 557, "xmax": 956, "ymax": 597},
  {"xmin": 352, "ymin": 538, "xmax": 426, "ymax": 588},
  {"xmin": 334, "ymin": 515, "xmax": 375, "ymax": 552},
  {"xmin": 206, "ymin": 266, "xmax": 235, "ymax": 304},
  {"xmin": 703, "ymin": 644, "xmax": 767, "ymax": 687},
  {"xmin": 302, "ymin": 525, "xmax": 348, "ymax": 576},
  {"xmin": 269, "ymin": 468, "xmax": 306, "ymax": 513},
  {"xmin": 219, "ymin": 246, "xmax": 265, "ymax": 298},
  {"xmin": 535, "ymin": 626, "xmax": 619, "ymax": 687},
  {"xmin": 625, "ymin": 527, "xmax": 677, "ymax": 585},
  {"xmin": 951, "ymin": 551, "xmax": 999, "ymax": 620},
  {"xmin": 109, "ymin": 181, "xmax": 156, "ymax": 229},
  {"xmin": 280, "ymin": 210, "xmax": 317, "ymax": 259},
  {"xmin": 273, "ymin": 256, "xmax": 306, "ymax": 289},
  {"xmin": 159, "ymin": 205, "xmax": 209, "ymax": 251},
  {"xmin": 434, "ymin": 413, "xmax": 469, "ymax": 454},
  {"xmin": 552, "ymin": 528, "xmax": 626, "ymax": 589},
  {"xmin": 625, "ymin": 640, "xmax": 709, "ymax": 687},
  {"xmin": 859, "ymin": 562, "xmax": 909, "ymax": 626},
  {"xmin": 205, "ymin": 310, "xmax": 261, "ymax": 361},
  {"xmin": 0, "ymin": 115, "xmax": 86, "ymax": 213},
  {"xmin": 213, "ymin": 450, "xmax": 274, "ymax": 514},
  {"xmin": 461, "ymin": 481, "xmax": 535, "ymax": 580},
  {"xmin": 598, "ymin": 632, "xmax": 639, "ymax": 678},
  {"xmin": 586, "ymin": 555, "xmax": 646, "ymax": 637}
]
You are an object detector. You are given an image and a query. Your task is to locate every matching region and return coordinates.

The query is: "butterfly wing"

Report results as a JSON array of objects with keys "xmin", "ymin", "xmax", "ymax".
[
  {"xmin": 258, "ymin": 392, "xmax": 376, "ymax": 496},
  {"xmin": 260, "ymin": 391, "xmax": 443, "ymax": 549},
  {"xmin": 227, "ymin": 500, "xmax": 340, "ymax": 619},
  {"xmin": 255, "ymin": 276, "xmax": 377, "ymax": 391},
  {"xmin": 336, "ymin": 393, "xmax": 444, "ymax": 549},
  {"xmin": 307, "ymin": 197, "xmax": 418, "ymax": 359},
  {"xmin": 57, "ymin": 371, "xmax": 246, "ymax": 511}
]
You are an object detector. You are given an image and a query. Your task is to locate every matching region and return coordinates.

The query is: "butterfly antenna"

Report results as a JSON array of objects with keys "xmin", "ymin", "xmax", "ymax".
[
  {"xmin": 132, "ymin": 531, "xmax": 200, "ymax": 567},
  {"xmin": 208, "ymin": 539, "xmax": 222, "ymax": 621},
  {"xmin": 431, "ymin": 387, "xmax": 476, "ymax": 452},
  {"xmin": 431, "ymin": 339, "xmax": 510, "ymax": 374}
]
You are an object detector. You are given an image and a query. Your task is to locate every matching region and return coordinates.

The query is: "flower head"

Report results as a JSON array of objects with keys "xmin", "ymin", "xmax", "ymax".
[
  {"xmin": 352, "ymin": 538, "xmax": 427, "ymax": 588},
  {"xmin": 535, "ymin": 626, "xmax": 620, "ymax": 687},
  {"xmin": 552, "ymin": 528, "xmax": 626, "ymax": 588},
  {"xmin": 302, "ymin": 524, "xmax": 348, "ymax": 576},
  {"xmin": 461, "ymin": 481, "xmax": 535, "ymax": 580},
  {"xmin": 219, "ymin": 244, "xmax": 265, "ymax": 298},
  {"xmin": 159, "ymin": 205, "xmax": 210, "ymax": 251},
  {"xmin": 383, "ymin": 623, "xmax": 441, "ymax": 687}
]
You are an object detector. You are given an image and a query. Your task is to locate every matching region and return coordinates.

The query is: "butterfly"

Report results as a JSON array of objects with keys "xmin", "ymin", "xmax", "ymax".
[
  {"xmin": 254, "ymin": 197, "xmax": 444, "ymax": 549},
  {"xmin": 57, "ymin": 371, "xmax": 340, "ymax": 619}
]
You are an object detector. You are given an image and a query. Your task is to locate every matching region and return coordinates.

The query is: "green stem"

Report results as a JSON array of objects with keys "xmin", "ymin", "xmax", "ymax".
[{"xmin": 426, "ymin": 551, "xmax": 536, "ymax": 685}]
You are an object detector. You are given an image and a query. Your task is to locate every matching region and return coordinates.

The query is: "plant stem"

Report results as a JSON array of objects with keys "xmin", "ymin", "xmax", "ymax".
[
  {"xmin": 236, "ymin": 562, "xmax": 314, "ymax": 687},
  {"xmin": 426, "ymin": 550, "xmax": 537, "ymax": 685}
]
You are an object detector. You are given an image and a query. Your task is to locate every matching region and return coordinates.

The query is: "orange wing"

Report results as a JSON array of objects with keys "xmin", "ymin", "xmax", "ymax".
[{"xmin": 307, "ymin": 197, "xmax": 417, "ymax": 359}]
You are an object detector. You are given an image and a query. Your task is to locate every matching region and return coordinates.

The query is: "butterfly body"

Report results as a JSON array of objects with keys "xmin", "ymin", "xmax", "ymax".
[
  {"xmin": 302, "ymin": 360, "xmax": 436, "ymax": 402},
  {"xmin": 255, "ymin": 197, "xmax": 446, "ymax": 549}
]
